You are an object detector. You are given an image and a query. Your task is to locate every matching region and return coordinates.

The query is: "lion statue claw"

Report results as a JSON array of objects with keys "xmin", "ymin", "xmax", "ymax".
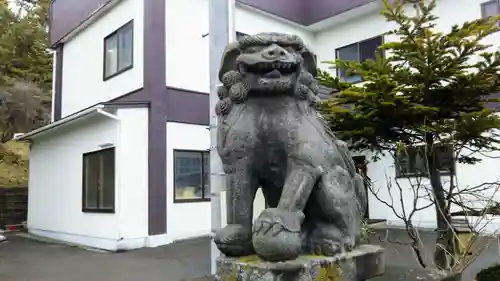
[{"xmin": 213, "ymin": 32, "xmax": 367, "ymax": 262}]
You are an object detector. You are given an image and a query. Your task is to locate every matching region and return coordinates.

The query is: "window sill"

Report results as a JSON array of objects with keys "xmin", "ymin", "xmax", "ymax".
[
  {"xmin": 395, "ymin": 172, "xmax": 454, "ymax": 179},
  {"xmin": 173, "ymin": 198, "xmax": 211, "ymax": 204},
  {"xmin": 103, "ymin": 65, "xmax": 133, "ymax": 81},
  {"xmin": 338, "ymin": 77, "xmax": 363, "ymax": 84},
  {"xmin": 364, "ymin": 218, "xmax": 387, "ymax": 225},
  {"xmin": 82, "ymin": 208, "xmax": 115, "ymax": 214}
]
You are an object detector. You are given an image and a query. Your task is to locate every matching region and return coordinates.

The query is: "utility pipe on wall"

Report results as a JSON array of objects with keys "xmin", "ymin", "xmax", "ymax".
[{"xmin": 208, "ymin": 0, "xmax": 235, "ymax": 274}]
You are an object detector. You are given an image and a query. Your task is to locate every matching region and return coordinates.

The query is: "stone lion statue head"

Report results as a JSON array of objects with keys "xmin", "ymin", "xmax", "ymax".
[{"xmin": 216, "ymin": 32, "xmax": 321, "ymax": 116}]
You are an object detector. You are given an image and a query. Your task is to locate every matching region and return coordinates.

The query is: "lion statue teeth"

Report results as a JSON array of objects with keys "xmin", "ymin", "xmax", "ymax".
[{"xmin": 213, "ymin": 32, "xmax": 367, "ymax": 262}]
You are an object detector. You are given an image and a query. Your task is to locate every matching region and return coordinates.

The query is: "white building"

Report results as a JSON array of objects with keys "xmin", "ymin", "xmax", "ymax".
[{"xmin": 17, "ymin": 0, "xmax": 500, "ymax": 251}]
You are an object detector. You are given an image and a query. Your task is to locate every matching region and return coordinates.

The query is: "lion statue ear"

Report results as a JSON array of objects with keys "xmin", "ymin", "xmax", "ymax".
[
  {"xmin": 218, "ymin": 42, "xmax": 242, "ymax": 82},
  {"xmin": 302, "ymin": 47, "xmax": 317, "ymax": 77}
]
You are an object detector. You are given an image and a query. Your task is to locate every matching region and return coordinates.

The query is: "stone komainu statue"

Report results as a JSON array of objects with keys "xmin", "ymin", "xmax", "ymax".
[{"xmin": 214, "ymin": 32, "xmax": 367, "ymax": 262}]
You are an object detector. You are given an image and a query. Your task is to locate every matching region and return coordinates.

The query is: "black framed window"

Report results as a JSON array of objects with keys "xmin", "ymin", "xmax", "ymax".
[
  {"xmin": 482, "ymin": 0, "xmax": 500, "ymax": 18},
  {"xmin": 395, "ymin": 144, "xmax": 454, "ymax": 178},
  {"xmin": 174, "ymin": 150, "xmax": 210, "ymax": 203},
  {"xmin": 335, "ymin": 36, "xmax": 383, "ymax": 83},
  {"xmin": 82, "ymin": 148, "xmax": 115, "ymax": 213},
  {"xmin": 103, "ymin": 20, "xmax": 134, "ymax": 80}
]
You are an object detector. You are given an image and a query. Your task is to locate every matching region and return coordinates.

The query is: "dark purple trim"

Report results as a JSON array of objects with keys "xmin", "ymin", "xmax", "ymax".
[
  {"xmin": 49, "ymin": 0, "xmax": 378, "ymax": 47},
  {"xmin": 237, "ymin": 0, "xmax": 308, "ymax": 25},
  {"xmin": 144, "ymin": 0, "xmax": 167, "ymax": 235},
  {"xmin": 53, "ymin": 44, "xmax": 63, "ymax": 121},
  {"xmin": 50, "ymin": 0, "xmax": 113, "ymax": 47},
  {"xmin": 308, "ymin": 0, "xmax": 377, "ymax": 25},
  {"xmin": 166, "ymin": 87, "xmax": 209, "ymax": 126}
]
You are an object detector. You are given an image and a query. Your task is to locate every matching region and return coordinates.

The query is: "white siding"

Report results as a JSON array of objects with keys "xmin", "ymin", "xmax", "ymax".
[
  {"xmin": 166, "ymin": 122, "xmax": 211, "ymax": 241},
  {"xmin": 60, "ymin": 0, "xmax": 144, "ymax": 118},
  {"xmin": 165, "ymin": 0, "xmax": 314, "ymax": 93},
  {"xmin": 115, "ymin": 108, "xmax": 149, "ymax": 244},
  {"xmin": 316, "ymin": 0, "xmax": 500, "ymax": 229},
  {"xmin": 165, "ymin": 122, "xmax": 267, "ymax": 240},
  {"xmin": 27, "ymin": 107, "xmax": 149, "ymax": 251}
]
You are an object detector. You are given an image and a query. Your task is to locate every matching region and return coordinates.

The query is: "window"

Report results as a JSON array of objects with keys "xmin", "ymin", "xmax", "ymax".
[
  {"xmin": 395, "ymin": 144, "xmax": 454, "ymax": 178},
  {"xmin": 335, "ymin": 36, "xmax": 383, "ymax": 83},
  {"xmin": 104, "ymin": 20, "xmax": 134, "ymax": 80},
  {"xmin": 82, "ymin": 148, "xmax": 115, "ymax": 213},
  {"xmin": 482, "ymin": 0, "xmax": 500, "ymax": 19},
  {"xmin": 174, "ymin": 150, "xmax": 210, "ymax": 203}
]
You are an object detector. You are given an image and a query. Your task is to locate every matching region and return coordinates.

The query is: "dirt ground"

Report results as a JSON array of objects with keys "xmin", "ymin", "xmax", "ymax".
[{"xmin": 0, "ymin": 233, "xmax": 211, "ymax": 281}]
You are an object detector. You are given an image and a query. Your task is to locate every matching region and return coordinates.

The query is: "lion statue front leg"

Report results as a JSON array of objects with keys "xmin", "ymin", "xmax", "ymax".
[
  {"xmin": 252, "ymin": 163, "xmax": 322, "ymax": 261},
  {"xmin": 213, "ymin": 104, "xmax": 260, "ymax": 257}
]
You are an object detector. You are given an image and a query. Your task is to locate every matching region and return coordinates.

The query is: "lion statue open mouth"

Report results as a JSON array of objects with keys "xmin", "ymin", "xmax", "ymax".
[{"xmin": 214, "ymin": 32, "xmax": 367, "ymax": 262}]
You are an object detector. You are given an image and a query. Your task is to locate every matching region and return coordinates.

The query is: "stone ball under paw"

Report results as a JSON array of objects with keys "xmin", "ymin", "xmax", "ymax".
[
  {"xmin": 214, "ymin": 224, "xmax": 254, "ymax": 257},
  {"xmin": 252, "ymin": 229, "xmax": 302, "ymax": 261},
  {"xmin": 251, "ymin": 208, "xmax": 305, "ymax": 262}
]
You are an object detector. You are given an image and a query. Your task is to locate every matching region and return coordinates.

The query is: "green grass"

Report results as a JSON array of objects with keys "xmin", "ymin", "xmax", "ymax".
[{"xmin": 0, "ymin": 141, "xmax": 29, "ymax": 187}]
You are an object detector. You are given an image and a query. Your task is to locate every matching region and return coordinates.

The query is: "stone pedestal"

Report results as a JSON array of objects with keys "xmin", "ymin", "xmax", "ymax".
[{"xmin": 215, "ymin": 245, "xmax": 384, "ymax": 281}]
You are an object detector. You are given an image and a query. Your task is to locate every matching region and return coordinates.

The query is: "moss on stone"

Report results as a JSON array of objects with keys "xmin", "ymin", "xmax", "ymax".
[
  {"xmin": 237, "ymin": 255, "xmax": 261, "ymax": 264},
  {"xmin": 315, "ymin": 263, "xmax": 342, "ymax": 281}
]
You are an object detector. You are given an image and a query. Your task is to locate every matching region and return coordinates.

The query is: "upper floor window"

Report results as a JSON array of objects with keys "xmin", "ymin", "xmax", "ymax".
[
  {"xmin": 395, "ymin": 144, "xmax": 454, "ymax": 178},
  {"xmin": 335, "ymin": 36, "xmax": 383, "ymax": 83},
  {"xmin": 104, "ymin": 20, "xmax": 134, "ymax": 80},
  {"xmin": 482, "ymin": 0, "xmax": 500, "ymax": 18}
]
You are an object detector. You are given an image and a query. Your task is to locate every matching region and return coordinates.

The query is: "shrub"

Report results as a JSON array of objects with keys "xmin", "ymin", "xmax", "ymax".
[{"xmin": 476, "ymin": 264, "xmax": 500, "ymax": 281}]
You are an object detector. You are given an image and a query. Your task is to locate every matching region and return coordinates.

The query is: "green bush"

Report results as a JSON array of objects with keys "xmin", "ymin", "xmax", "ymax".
[{"xmin": 476, "ymin": 264, "xmax": 500, "ymax": 281}]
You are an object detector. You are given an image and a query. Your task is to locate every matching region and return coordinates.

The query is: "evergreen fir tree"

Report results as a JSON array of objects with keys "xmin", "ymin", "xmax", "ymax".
[{"xmin": 318, "ymin": 0, "xmax": 500, "ymax": 270}]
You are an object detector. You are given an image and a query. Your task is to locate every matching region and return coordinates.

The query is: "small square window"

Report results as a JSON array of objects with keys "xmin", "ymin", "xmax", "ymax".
[
  {"xmin": 104, "ymin": 21, "xmax": 134, "ymax": 80},
  {"xmin": 482, "ymin": 0, "xmax": 500, "ymax": 18},
  {"xmin": 335, "ymin": 36, "xmax": 384, "ymax": 83},
  {"xmin": 395, "ymin": 144, "xmax": 454, "ymax": 178},
  {"xmin": 82, "ymin": 148, "xmax": 115, "ymax": 213},
  {"xmin": 174, "ymin": 150, "xmax": 210, "ymax": 203}
]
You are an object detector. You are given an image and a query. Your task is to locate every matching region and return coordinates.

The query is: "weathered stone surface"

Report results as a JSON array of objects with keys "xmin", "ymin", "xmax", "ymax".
[
  {"xmin": 214, "ymin": 32, "xmax": 368, "ymax": 263},
  {"xmin": 187, "ymin": 266, "xmax": 461, "ymax": 281},
  {"xmin": 215, "ymin": 244, "xmax": 384, "ymax": 281}
]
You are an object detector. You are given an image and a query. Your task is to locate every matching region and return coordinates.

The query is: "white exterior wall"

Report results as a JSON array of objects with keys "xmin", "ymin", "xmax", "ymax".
[
  {"xmin": 60, "ymin": 0, "xmax": 144, "ymax": 118},
  {"xmin": 165, "ymin": 122, "xmax": 267, "ymax": 241},
  {"xmin": 165, "ymin": 0, "xmax": 314, "ymax": 93},
  {"xmin": 164, "ymin": 123, "xmax": 278, "ymax": 242},
  {"xmin": 114, "ymin": 108, "xmax": 149, "ymax": 246},
  {"xmin": 165, "ymin": 122, "xmax": 211, "ymax": 241},
  {"xmin": 164, "ymin": 0, "xmax": 311, "ymax": 230},
  {"xmin": 27, "ymin": 107, "xmax": 149, "ymax": 251},
  {"xmin": 317, "ymin": 0, "xmax": 500, "ymax": 229}
]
